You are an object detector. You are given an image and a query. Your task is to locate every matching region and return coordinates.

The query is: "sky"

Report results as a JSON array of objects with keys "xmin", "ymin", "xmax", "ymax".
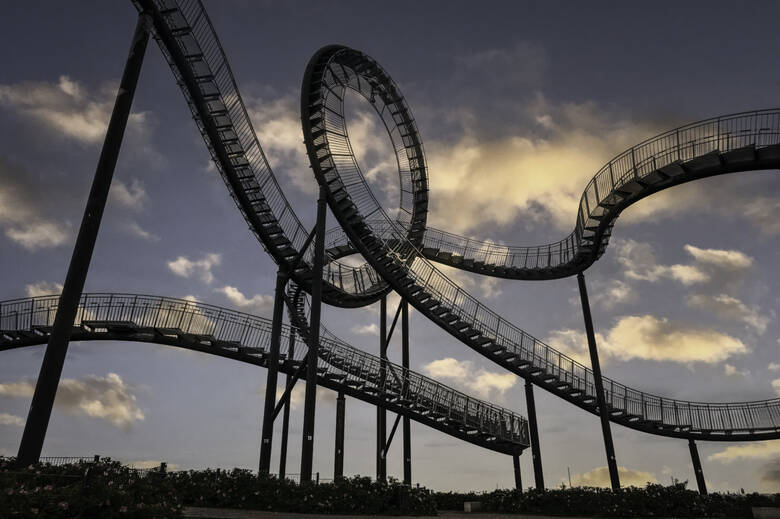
[{"xmin": 0, "ymin": 0, "xmax": 779, "ymax": 492}]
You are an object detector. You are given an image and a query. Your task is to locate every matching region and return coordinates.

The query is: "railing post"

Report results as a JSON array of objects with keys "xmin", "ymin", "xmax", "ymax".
[
  {"xmin": 334, "ymin": 391, "xmax": 345, "ymax": 479},
  {"xmin": 300, "ymin": 184, "xmax": 327, "ymax": 483},
  {"xmin": 577, "ymin": 272, "xmax": 620, "ymax": 490},
  {"xmin": 259, "ymin": 270, "xmax": 288, "ymax": 474},
  {"xmin": 524, "ymin": 379, "xmax": 544, "ymax": 490},
  {"xmin": 16, "ymin": 13, "xmax": 151, "ymax": 467},
  {"xmin": 688, "ymin": 439, "xmax": 707, "ymax": 495},
  {"xmin": 401, "ymin": 299, "xmax": 412, "ymax": 485},
  {"xmin": 377, "ymin": 296, "xmax": 387, "ymax": 482}
]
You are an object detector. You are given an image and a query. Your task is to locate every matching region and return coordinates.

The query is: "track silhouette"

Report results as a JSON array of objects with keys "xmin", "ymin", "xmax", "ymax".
[
  {"xmin": 131, "ymin": 0, "xmax": 779, "ymax": 441},
  {"xmin": 0, "ymin": 293, "xmax": 529, "ymax": 454}
]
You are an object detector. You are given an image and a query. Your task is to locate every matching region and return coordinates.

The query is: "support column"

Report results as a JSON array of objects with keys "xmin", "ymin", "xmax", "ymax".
[
  {"xmin": 688, "ymin": 439, "xmax": 707, "ymax": 495},
  {"xmin": 259, "ymin": 271, "xmax": 288, "ymax": 473},
  {"xmin": 279, "ymin": 329, "xmax": 295, "ymax": 479},
  {"xmin": 335, "ymin": 391, "xmax": 345, "ymax": 479},
  {"xmin": 16, "ymin": 13, "xmax": 151, "ymax": 468},
  {"xmin": 401, "ymin": 300, "xmax": 411, "ymax": 485},
  {"xmin": 577, "ymin": 272, "xmax": 620, "ymax": 491},
  {"xmin": 524, "ymin": 380, "xmax": 544, "ymax": 490},
  {"xmin": 377, "ymin": 296, "xmax": 387, "ymax": 482},
  {"xmin": 512, "ymin": 454, "xmax": 523, "ymax": 492},
  {"xmin": 300, "ymin": 185, "xmax": 327, "ymax": 482}
]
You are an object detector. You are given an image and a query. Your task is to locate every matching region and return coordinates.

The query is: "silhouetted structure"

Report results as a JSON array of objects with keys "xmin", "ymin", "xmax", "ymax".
[{"xmin": 8, "ymin": 0, "xmax": 780, "ymax": 493}]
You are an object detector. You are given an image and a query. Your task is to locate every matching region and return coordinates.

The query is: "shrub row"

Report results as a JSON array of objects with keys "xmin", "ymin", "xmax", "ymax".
[
  {"xmin": 434, "ymin": 484, "xmax": 780, "ymax": 518},
  {"xmin": 166, "ymin": 468, "xmax": 436, "ymax": 515},
  {"xmin": 1, "ymin": 457, "xmax": 436, "ymax": 517},
  {"xmin": 0, "ymin": 457, "xmax": 182, "ymax": 518}
]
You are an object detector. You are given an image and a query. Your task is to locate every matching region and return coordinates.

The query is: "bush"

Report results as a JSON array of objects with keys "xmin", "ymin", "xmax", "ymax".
[
  {"xmin": 168, "ymin": 469, "xmax": 436, "ymax": 515},
  {"xmin": 435, "ymin": 483, "xmax": 780, "ymax": 518},
  {"xmin": 0, "ymin": 457, "xmax": 436, "ymax": 516},
  {"xmin": 0, "ymin": 456, "xmax": 182, "ymax": 518}
]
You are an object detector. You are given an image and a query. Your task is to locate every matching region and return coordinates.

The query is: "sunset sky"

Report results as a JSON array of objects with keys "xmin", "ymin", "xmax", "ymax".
[{"xmin": 0, "ymin": 0, "xmax": 779, "ymax": 492}]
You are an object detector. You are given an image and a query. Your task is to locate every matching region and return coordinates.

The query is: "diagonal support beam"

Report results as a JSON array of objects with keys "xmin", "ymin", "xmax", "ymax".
[
  {"xmin": 385, "ymin": 300, "xmax": 403, "ymax": 345},
  {"xmin": 16, "ymin": 13, "xmax": 151, "ymax": 468},
  {"xmin": 273, "ymin": 353, "xmax": 309, "ymax": 420},
  {"xmin": 577, "ymin": 272, "xmax": 620, "ymax": 491},
  {"xmin": 385, "ymin": 412, "xmax": 403, "ymax": 452}
]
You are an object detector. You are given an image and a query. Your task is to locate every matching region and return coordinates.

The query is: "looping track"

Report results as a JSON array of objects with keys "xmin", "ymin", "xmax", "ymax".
[{"xmin": 131, "ymin": 0, "xmax": 779, "ymax": 441}]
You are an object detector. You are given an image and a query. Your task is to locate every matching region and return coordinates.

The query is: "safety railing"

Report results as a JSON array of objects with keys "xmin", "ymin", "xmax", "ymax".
[
  {"xmin": 308, "ymin": 48, "xmax": 780, "ymax": 436},
  {"xmin": 0, "ymin": 294, "xmax": 529, "ymax": 448},
  {"xmin": 134, "ymin": 0, "xmax": 388, "ymax": 302}
]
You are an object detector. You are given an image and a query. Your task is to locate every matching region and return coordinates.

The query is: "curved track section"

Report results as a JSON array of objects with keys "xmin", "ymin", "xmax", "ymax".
[
  {"xmin": 132, "ymin": 0, "xmax": 429, "ymax": 308},
  {"xmin": 301, "ymin": 46, "xmax": 780, "ymax": 441},
  {"xmin": 324, "ymin": 108, "xmax": 780, "ymax": 279},
  {"xmin": 0, "ymin": 294, "xmax": 528, "ymax": 455},
  {"xmin": 128, "ymin": 1, "xmax": 780, "ymax": 442}
]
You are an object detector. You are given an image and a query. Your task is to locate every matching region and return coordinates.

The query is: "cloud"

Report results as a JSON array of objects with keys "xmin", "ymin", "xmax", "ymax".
[
  {"xmin": 351, "ymin": 323, "xmax": 379, "ymax": 336},
  {"xmin": 0, "ymin": 373, "xmax": 144, "ymax": 428},
  {"xmin": 759, "ymin": 458, "xmax": 780, "ymax": 493},
  {"xmin": 683, "ymin": 245, "xmax": 753, "ymax": 271},
  {"xmin": 616, "ymin": 240, "xmax": 708, "ymax": 286},
  {"xmin": 424, "ymin": 99, "xmax": 657, "ymax": 234},
  {"xmin": 773, "ymin": 378, "xmax": 780, "ymax": 397},
  {"xmin": 244, "ymin": 93, "xmax": 315, "ymax": 195},
  {"xmin": 605, "ymin": 315, "xmax": 747, "ymax": 364},
  {"xmin": 0, "ymin": 413, "xmax": 24, "ymax": 427},
  {"xmin": 708, "ymin": 441, "xmax": 780, "ymax": 463},
  {"xmin": 723, "ymin": 364, "xmax": 750, "ymax": 377},
  {"xmin": 0, "ymin": 75, "xmax": 148, "ymax": 144},
  {"xmin": 420, "ymin": 357, "xmax": 516, "ymax": 399},
  {"xmin": 110, "ymin": 178, "xmax": 149, "ymax": 210},
  {"xmin": 168, "ymin": 253, "xmax": 221, "ymax": 284},
  {"xmin": 0, "ymin": 158, "xmax": 72, "ymax": 251},
  {"xmin": 687, "ymin": 294, "xmax": 769, "ymax": 334},
  {"xmin": 25, "ymin": 281, "xmax": 63, "ymax": 298},
  {"xmin": 769, "ymin": 362, "xmax": 780, "ymax": 372},
  {"xmin": 570, "ymin": 466, "xmax": 657, "ymax": 488},
  {"xmin": 216, "ymin": 286, "xmax": 273, "ymax": 317},
  {"xmin": 547, "ymin": 315, "xmax": 747, "ymax": 366},
  {"xmin": 123, "ymin": 221, "xmax": 160, "ymax": 242},
  {"xmin": 586, "ymin": 279, "xmax": 635, "ymax": 310}
]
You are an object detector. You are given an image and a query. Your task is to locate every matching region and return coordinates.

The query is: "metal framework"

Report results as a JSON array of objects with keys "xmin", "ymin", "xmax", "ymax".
[
  {"xmin": 7, "ymin": 0, "xmax": 780, "ymax": 491},
  {"xmin": 0, "ymin": 294, "xmax": 529, "ymax": 458}
]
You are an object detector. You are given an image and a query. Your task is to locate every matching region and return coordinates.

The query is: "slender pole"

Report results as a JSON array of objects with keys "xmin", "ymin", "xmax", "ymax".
[
  {"xmin": 401, "ymin": 300, "xmax": 411, "ymax": 485},
  {"xmin": 334, "ymin": 391, "xmax": 345, "ymax": 479},
  {"xmin": 259, "ymin": 271, "xmax": 288, "ymax": 473},
  {"xmin": 377, "ymin": 296, "xmax": 387, "ymax": 482},
  {"xmin": 16, "ymin": 13, "xmax": 151, "ymax": 467},
  {"xmin": 279, "ymin": 329, "xmax": 295, "ymax": 479},
  {"xmin": 300, "ymin": 185, "xmax": 327, "ymax": 482},
  {"xmin": 577, "ymin": 272, "xmax": 620, "ymax": 490},
  {"xmin": 688, "ymin": 439, "xmax": 708, "ymax": 495},
  {"xmin": 524, "ymin": 379, "xmax": 544, "ymax": 490},
  {"xmin": 513, "ymin": 454, "xmax": 523, "ymax": 492}
]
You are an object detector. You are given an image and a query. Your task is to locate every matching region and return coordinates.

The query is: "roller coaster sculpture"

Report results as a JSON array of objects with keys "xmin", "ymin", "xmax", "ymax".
[{"xmin": 8, "ymin": 0, "xmax": 780, "ymax": 494}]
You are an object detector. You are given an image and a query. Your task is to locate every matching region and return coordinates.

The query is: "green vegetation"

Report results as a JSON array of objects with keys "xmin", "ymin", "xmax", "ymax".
[{"xmin": 434, "ymin": 484, "xmax": 780, "ymax": 517}]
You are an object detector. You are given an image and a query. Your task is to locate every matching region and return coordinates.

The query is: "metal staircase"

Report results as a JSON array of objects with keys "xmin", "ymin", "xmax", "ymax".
[
  {"xmin": 127, "ymin": 0, "xmax": 780, "ymax": 443},
  {"xmin": 0, "ymin": 293, "xmax": 529, "ymax": 454},
  {"xmin": 301, "ymin": 45, "xmax": 780, "ymax": 442}
]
